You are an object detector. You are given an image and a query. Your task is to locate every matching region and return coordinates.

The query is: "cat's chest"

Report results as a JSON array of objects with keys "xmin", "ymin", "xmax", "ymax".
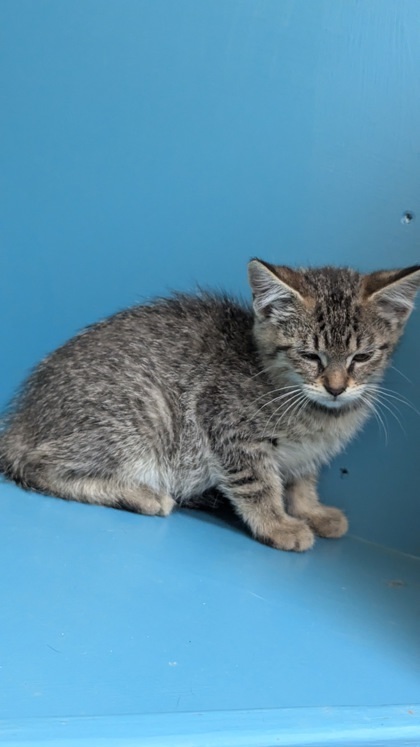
[{"xmin": 274, "ymin": 423, "xmax": 352, "ymax": 478}]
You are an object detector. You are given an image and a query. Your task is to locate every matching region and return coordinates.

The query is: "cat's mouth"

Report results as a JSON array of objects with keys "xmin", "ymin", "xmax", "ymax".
[{"xmin": 303, "ymin": 385, "xmax": 365, "ymax": 411}]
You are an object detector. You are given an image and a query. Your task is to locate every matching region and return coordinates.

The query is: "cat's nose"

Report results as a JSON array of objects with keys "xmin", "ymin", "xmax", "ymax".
[
  {"xmin": 324, "ymin": 383, "xmax": 346, "ymax": 397},
  {"xmin": 323, "ymin": 368, "xmax": 348, "ymax": 397}
]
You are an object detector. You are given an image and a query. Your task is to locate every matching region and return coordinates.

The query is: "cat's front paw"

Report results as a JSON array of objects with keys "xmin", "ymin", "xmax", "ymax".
[
  {"xmin": 261, "ymin": 517, "xmax": 315, "ymax": 552},
  {"xmin": 308, "ymin": 506, "xmax": 348, "ymax": 538}
]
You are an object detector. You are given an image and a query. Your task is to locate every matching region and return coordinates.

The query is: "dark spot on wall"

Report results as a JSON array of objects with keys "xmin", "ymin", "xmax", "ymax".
[
  {"xmin": 401, "ymin": 211, "xmax": 415, "ymax": 224},
  {"xmin": 340, "ymin": 467, "xmax": 349, "ymax": 479}
]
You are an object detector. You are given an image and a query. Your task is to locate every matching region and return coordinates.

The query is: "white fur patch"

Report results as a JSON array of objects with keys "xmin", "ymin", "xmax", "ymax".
[
  {"xmin": 303, "ymin": 384, "xmax": 366, "ymax": 408},
  {"xmin": 274, "ymin": 406, "xmax": 367, "ymax": 479}
]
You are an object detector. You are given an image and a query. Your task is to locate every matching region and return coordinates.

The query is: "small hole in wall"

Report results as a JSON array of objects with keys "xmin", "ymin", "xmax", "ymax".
[{"xmin": 401, "ymin": 211, "xmax": 415, "ymax": 224}]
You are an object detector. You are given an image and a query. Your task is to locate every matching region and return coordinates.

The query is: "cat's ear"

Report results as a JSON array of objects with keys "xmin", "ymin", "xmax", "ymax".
[
  {"xmin": 248, "ymin": 259, "xmax": 310, "ymax": 321},
  {"xmin": 363, "ymin": 265, "xmax": 420, "ymax": 322}
]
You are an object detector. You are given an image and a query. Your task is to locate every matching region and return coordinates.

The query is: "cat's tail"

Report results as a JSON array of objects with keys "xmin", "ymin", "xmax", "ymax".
[
  {"xmin": 0, "ymin": 429, "xmax": 9, "ymax": 476},
  {"xmin": 0, "ymin": 430, "xmax": 16, "ymax": 481},
  {"xmin": 0, "ymin": 428, "xmax": 76, "ymax": 496},
  {"xmin": 0, "ymin": 427, "xmax": 35, "ymax": 490}
]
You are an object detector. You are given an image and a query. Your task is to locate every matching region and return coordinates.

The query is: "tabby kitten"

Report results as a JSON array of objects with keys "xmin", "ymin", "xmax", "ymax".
[{"xmin": 1, "ymin": 260, "xmax": 419, "ymax": 551}]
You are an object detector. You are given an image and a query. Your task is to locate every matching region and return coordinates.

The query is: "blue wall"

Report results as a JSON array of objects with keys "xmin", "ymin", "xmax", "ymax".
[{"xmin": 1, "ymin": 0, "xmax": 420, "ymax": 553}]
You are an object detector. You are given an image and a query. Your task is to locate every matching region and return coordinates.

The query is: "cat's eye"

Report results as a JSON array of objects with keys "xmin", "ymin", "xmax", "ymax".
[
  {"xmin": 352, "ymin": 352, "xmax": 373, "ymax": 363},
  {"xmin": 299, "ymin": 352, "xmax": 321, "ymax": 363}
]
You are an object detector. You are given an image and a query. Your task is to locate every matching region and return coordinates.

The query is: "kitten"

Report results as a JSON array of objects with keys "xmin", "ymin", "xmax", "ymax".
[{"xmin": 1, "ymin": 260, "xmax": 419, "ymax": 551}]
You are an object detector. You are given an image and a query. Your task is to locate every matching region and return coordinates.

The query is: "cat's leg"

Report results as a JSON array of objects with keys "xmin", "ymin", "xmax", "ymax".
[
  {"xmin": 6, "ymin": 437, "xmax": 176, "ymax": 515},
  {"xmin": 59, "ymin": 477, "xmax": 175, "ymax": 516},
  {"xmin": 24, "ymin": 464, "xmax": 175, "ymax": 516},
  {"xmin": 217, "ymin": 449, "xmax": 315, "ymax": 551},
  {"xmin": 286, "ymin": 475, "xmax": 348, "ymax": 538}
]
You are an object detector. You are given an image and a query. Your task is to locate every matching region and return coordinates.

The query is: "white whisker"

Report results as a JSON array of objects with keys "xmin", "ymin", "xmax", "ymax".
[
  {"xmin": 377, "ymin": 401, "xmax": 406, "ymax": 436},
  {"xmin": 364, "ymin": 387, "xmax": 407, "ymax": 439},
  {"xmin": 254, "ymin": 388, "xmax": 302, "ymax": 417},
  {"xmin": 388, "ymin": 365, "xmax": 412, "ymax": 384},
  {"xmin": 270, "ymin": 393, "xmax": 307, "ymax": 438},
  {"xmin": 249, "ymin": 365, "xmax": 276, "ymax": 381},
  {"xmin": 365, "ymin": 385, "xmax": 420, "ymax": 416},
  {"xmin": 262, "ymin": 391, "xmax": 304, "ymax": 438},
  {"xmin": 250, "ymin": 384, "xmax": 300, "ymax": 409},
  {"xmin": 361, "ymin": 393, "xmax": 388, "ymax": 445},
  {"xmin": 287, "ymin": 394, "xmax": 310, "ymax": 428}
]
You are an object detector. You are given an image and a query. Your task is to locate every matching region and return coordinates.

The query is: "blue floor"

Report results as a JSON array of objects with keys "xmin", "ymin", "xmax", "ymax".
[{"xmin": 1, "ymin": 483, "xmax": 419, "ymax": 745}]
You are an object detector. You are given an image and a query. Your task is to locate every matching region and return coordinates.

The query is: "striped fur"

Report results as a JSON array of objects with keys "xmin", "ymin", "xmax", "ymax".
[{"xmin": 1, "ymin": 260, "xmax": 419, "ymax": 551}]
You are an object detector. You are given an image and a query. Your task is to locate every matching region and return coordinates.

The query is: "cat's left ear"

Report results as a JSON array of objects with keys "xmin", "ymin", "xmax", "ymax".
[{"xmin": 363, "ymin": 265, "xmax": 420, "ymax": 322}]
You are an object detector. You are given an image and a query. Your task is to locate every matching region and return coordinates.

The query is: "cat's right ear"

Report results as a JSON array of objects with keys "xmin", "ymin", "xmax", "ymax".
[{"xmin": 248, "ymin": 259, "xmax": 308, "ymax": 321}]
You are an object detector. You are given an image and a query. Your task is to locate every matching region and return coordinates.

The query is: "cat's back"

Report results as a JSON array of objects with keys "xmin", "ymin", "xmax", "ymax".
[
  {"xmin": 49, "ymin": 291, "xmax": 253, "ymax": 362},
  {"xmin": 12, "ymin": 292, "xmax": 255, "ymax": 417}
]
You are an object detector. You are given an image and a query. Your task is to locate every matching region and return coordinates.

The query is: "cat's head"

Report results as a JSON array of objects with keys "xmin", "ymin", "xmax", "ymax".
[{"xmin": 248, "ymin": 259, "xmax": 420, "ymax": 410}]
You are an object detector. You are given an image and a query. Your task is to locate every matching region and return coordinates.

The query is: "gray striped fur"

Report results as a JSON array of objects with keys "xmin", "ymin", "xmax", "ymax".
[{"xmin": 1, "ymin": 259, "xmax": 419, "ymax": 551}]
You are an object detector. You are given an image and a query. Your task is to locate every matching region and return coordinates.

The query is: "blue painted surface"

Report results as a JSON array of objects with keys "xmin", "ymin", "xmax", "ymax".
[
  {"xmin": 1, "ymin": 708, "xmax": 420, "ymax": 747},
  {"xmin": 0, "ymin": 485, "xmax": 419, "ymax": 743},
  {"xmin": 1, "ymin": 1, "xmax": 420, "ymax": 743},
  {"xmin": 1, "ymin": 0, "xmax": 420, "ymax": 554}
]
